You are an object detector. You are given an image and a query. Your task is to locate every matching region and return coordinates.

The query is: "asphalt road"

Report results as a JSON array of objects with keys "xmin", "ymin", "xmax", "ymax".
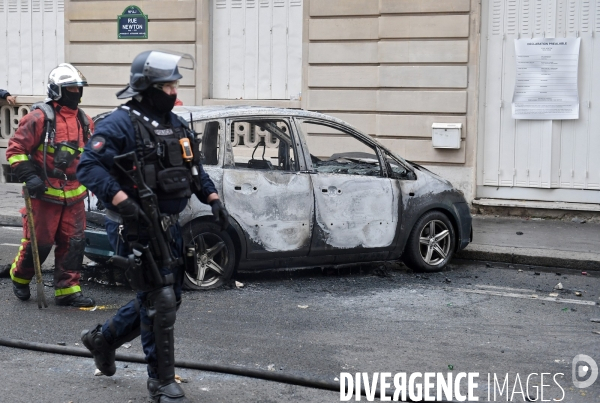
[{"xmin": 0, "ymin": 225, "xmax": 599, "ymax": 403}]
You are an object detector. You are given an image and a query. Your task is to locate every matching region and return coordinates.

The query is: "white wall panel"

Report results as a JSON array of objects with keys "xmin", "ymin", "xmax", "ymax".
[
  {"xmin": 243, "ymin": 0, "xmax": 258, "ymax": 99},
  {"xmin": 287, "ymin": 0, "xmax": 302, "ymax": 100},
  {"xmin": 271, "ymin": 0, "xmax": 287, "ymax": 99},
  {"xmin": 257, "ymin": 0, "xmax": 272, "ymax": 98},
  {"xmin": 211, "ymin": 0, "xmax": 302, "ymax": 100},
  {"xmin": 212, "ymin": 0, "xmax": 230, "ymax": 98},
  {"xmin": 229, "ymin": 0, "xmax": 245, "ymax": 99},
  {"xmin": 20, "ymin": 0, "xmax": 32, "ymax": 95},
  {"xmin": 0, "ymin": 1, "xmax": 6, "ymax": 90},
  {"xmin": 32, "ymin": 0, "xmax": 45, "ymax": 95},
  {"xmin": 481, "ymin": 0, "xmax": 600, "ymax": 197},
  {"xmin": 0, "ymin": 0, "xmax": 61, "ymax": 96}
]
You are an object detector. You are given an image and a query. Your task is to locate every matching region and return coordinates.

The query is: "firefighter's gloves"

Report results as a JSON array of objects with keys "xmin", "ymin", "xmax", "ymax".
[
  {"xmin": 117, "ymin": 198, "xmax": 149, "ymax": 224},
  {"xmin": 14, "ymin": 161, "xmax": 46, "ymax": 198},
  {"xmin": 25, "ymin": 176, "xmax": 47, "ymax": 199},
  {"xmin": 210, "ymin": 199, "xmax": 230, "ymax": 231}
]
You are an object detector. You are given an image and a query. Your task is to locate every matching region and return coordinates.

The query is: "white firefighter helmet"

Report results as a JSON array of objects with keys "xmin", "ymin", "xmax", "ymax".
[{"xmin": 47, "ymin": 63, "xmax": 88, "ymax": 101}]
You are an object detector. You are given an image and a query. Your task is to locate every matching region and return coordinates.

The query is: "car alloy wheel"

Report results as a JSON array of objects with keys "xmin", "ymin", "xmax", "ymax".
[
  {"xmin": 418, "ymin": 219, "xmax": 451, "ymax": 266},
  {"xmin": 183, "ymin": 221, "xmax": 235, "ymax": 290},
  {"xmin": 402, "ymin": 210, "xmax": 455, "ymax": 272}
]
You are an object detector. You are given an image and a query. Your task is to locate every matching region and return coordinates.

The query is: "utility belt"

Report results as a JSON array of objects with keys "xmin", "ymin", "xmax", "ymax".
[{"xmin": 106, "ymin": 209, "xmax": 179, "ymax": 230}]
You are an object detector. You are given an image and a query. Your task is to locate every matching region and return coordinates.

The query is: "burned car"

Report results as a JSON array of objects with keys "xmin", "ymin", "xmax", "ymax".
[{"xmin": 84, "ymin": 106, "xmax": 472, "ymax": 290}]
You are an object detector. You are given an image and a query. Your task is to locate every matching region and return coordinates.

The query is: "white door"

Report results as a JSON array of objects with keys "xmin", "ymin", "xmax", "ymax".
[
  {"xmin": 0, "ymin": 0, "xmax": 64, "ymax": 96},
  {"xmin": 480, "ymin": 0, "xmax": 600, "ymax": 202},
  {"xmin": 211, "ymin": 0, "xmax": 302, "ymax": 100}
]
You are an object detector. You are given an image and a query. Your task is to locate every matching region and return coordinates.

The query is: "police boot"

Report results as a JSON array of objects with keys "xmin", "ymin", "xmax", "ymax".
[
  {"xmin": 56, "ymin": 292, "xmax": 95, "ymax": 307},
  {"xmin": 12, "ymin": 280, "xmax": 31, "ymax": 301},
  {"xmin": 80, "ymin": 324, "xmax": 116, "ymax": 376},
  {"xmin": 147, "ymin": 378, "xmax": 190, "ymax": 403}
]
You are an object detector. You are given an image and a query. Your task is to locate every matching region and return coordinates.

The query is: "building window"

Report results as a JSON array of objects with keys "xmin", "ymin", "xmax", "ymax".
[{"xmin": 210, "ymin": 0, "xmax": 302, "ymax": 100}]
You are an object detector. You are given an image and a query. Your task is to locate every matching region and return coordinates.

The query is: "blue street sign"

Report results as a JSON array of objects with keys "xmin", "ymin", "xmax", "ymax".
[{"xmin": 118, "ymin": 5, "xmax": 148, "ymax": 39}]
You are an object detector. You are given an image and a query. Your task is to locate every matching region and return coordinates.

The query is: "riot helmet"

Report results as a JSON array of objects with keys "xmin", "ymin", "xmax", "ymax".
[
  {"xmin": 117, "ymin": 51, "xmax": 194, "ymax": 99},
  {"xmin": 47, "ymin": 63, "xmax": 88, "ymax": 101}
]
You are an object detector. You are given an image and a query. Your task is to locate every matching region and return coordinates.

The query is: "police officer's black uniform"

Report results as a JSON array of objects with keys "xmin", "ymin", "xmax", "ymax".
[{"xmin": 77, "ymin": 51, "xmax": 229, "ymax": 403}]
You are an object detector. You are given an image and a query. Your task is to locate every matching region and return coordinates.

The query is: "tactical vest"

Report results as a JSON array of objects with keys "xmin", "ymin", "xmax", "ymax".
[{"xmin": 121, "ymin": 105, "xmax": 193, "ymax": 200}]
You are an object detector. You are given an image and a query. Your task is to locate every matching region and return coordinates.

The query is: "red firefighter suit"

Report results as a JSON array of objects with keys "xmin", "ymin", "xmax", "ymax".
[{"xmin": 6, "ymin": 102, "xmax": 94, "ymax": 299}]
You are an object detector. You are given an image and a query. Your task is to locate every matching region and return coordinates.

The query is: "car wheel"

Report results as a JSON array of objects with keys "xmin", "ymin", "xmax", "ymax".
[
  {"xmin": 403, "ymin": 210, "xmax": 455, "ymax": 272},
  {"xmin": 182, "ymin": 221, "xmax": 236, "ymax": 290}
]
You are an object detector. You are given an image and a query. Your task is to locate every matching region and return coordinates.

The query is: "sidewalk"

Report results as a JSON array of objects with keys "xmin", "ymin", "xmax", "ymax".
[
  {"xmin": 456, "ymin": 214, "xmax": 600, "ymax": 271},
  {"xmin": 0, "ymin": 183, "xmax": 598, "ymax": 271}
]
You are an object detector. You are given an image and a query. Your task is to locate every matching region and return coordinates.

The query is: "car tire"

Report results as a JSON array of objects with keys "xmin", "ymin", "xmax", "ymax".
[
  {"xmin": 182, "ymin": 220, "xmax": 236, "ymax": 290},
  {"xmin": 402, "ymin": 210, "xmax": 456, "ymax": 272}
]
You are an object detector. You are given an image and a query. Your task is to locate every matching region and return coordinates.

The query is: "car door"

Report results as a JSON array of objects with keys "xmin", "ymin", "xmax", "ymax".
[
  {"xmin": 222, "ymin": 117, "xmax": 314, "ymax": 259},
  {"xmin": 296, "ymin": 118, "xmax": 400, "ymax": 256}
]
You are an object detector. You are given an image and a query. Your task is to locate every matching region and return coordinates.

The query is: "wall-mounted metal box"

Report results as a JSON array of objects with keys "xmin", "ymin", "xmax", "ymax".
[{"xmin": 432, "ymin": 123, "xmax": 462, "ymax": 149}]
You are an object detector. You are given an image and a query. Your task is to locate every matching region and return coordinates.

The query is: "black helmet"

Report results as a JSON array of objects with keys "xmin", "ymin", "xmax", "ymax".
[{"xmin": 116, "ymin": 51, "xmax": 193, "ymax": 99}]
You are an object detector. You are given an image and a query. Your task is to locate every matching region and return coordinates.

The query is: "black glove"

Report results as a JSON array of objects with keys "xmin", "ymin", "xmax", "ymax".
[
  {"xmin": 14, "ymin": 161, "xmax": 46, "ymax": 198},
  {"xmin": 117, "ymin": 198, "xmax": 148, "ymax": 224},
  {"xmin": 25, "ymin": 175, "xmax": 47, "ymax": 199},
  {"xmin": 210, "ymin": 199, "xmax": 230, "ymax": 231}
]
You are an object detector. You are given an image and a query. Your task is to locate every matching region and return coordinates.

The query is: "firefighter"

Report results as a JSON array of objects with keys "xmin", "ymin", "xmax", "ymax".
[
  {"xmin": 6, "ymin": 63, "xmax": 95, "ymax": 307},
  {"xmin": 77, "ymin": 50, "xmax": 229, "ymax": 402}
]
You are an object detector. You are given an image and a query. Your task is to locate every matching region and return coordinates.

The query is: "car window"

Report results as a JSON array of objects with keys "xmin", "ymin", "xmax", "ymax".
[
  {"xmin": 299, "ymin": 120, "xmax": 382, "ymax": 177},
  {"xmin": 192, "ymin": 120, "xmax": 221, "ymax": 166},
  {"xmin": 227, "ymin": 119, "xmax": 297, "ymax": 171},
  {"xmin": 383, "ymin": 150, "xmax": 413, "ymax": 180}
]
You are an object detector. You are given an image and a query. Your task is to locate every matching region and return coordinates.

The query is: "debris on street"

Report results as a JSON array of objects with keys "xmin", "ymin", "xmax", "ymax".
[
  {"xmin": 297, "ymin": 305, "xmax": 308, "ymax": 309},
  {"xmin": 554, "ymin": 283, "xmax": 563, "ymax": 290}
]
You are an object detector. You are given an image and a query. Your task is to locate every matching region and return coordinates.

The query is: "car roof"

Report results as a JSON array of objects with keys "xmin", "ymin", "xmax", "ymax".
[{"xmin": 172, "ymin": 105, "xmax": 351, "ymax": 127}]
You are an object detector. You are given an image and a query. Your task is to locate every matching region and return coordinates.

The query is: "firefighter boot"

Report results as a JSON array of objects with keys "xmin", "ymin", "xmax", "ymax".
[
  {"xmin": 12, "ymin": 280, "xmax": 31, "ymax": 301},
  {"xmin": 147, "ymin": 378, "xmax": 190, "ymax": 403},
  {"xmin": 80, "ymin": 324, "xmax": 116, "ymax": 376},
  {"xmin": 56, "ymin": 292, "xmax": 96, "ymax": 307}
]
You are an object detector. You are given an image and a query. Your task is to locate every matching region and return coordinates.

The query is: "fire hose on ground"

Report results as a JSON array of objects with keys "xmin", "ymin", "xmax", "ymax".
[{"xmin": 0, "ymin": 336, "xmax": 456, "ymax": 402}]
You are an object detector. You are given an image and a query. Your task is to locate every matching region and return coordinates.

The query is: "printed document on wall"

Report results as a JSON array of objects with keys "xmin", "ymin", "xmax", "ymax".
[{"xmin": 512, "ymin": 37, "xmax": 581, "ymax": 120}]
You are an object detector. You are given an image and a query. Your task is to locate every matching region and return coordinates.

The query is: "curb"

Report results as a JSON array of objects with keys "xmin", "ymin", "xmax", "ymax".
[
  {"xmin": 456, "ymin": 244, "xmax": 600, "ymax": 272},
  {"xmin": 0, "ymin": 214, "xmax": 21, "ymax": 227}
]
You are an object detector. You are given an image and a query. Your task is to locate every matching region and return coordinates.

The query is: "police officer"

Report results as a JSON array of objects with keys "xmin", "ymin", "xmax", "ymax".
[
  {"xmin": 6, "ymin": 64, "xmax": 95, "ymax": 307},
  {"xmin": 77, "ymin": 51, "xmax": 229, "ymax": 402}
]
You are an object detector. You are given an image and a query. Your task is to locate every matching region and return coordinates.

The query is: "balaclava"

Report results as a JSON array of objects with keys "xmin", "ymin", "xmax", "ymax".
[{"xmin": 57, "ymin": 87, "xmax": 83, "ymax": 110}]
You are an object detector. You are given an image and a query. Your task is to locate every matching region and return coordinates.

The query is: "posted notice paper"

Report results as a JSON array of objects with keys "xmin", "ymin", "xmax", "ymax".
[{"xmin": 512, "ymin": 37, "xmax": 581, "ymax": 120}]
